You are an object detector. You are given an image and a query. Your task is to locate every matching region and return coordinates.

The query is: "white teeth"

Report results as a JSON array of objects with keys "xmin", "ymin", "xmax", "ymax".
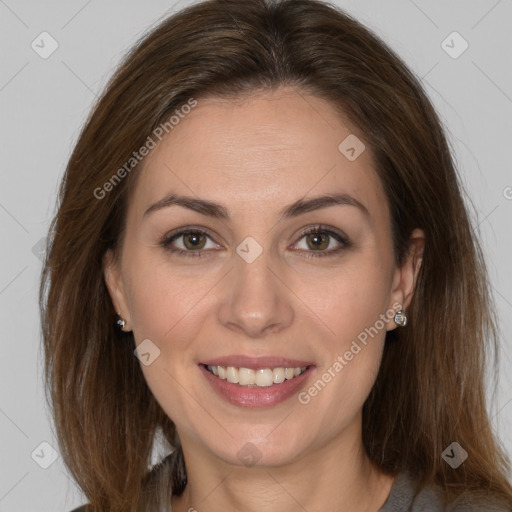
[
  {"xmin": 255, "ymin": 368, "xmax": 273, "ymax": 387},
  {"xmin": 225, "ymin": 366, "xmax": 238, "ymax": 384},
  {"xmin": 285, "ymin": 368, "xmax": 295, "ymax": 380},
  {"xmin": 206, "ymin": 365, "xmax": 307, "ymax": 386},
  {"xmin": 238, "ymin": 367, "xmax": 255, "ymax": 386},
  {"xmin": 273, "ymin": 367, "xmax": 285, "ymax": 384}
]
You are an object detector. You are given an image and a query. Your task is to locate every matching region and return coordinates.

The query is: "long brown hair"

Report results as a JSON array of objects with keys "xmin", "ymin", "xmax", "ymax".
[{"xmin": 40, "ymin": 0, "xmax": 512, "ymax": 510}]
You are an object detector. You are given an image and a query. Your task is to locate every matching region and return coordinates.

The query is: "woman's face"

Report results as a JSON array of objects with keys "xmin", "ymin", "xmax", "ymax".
[{"xmin": 105, "ymin": 87, "xmax": 422, "ymax": 468}]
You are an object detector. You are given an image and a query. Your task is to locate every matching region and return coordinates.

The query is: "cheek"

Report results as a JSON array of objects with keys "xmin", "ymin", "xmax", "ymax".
[
  {"xmin": 293, "ymin": 249, "xmax": 392, "ymax": 344},
  {"xmin": 122, "ymin": 253, "xmax": 221, "ymax": 419},
  {"xmin": 126, "ymin": 270, "xmax": 212, "ymax": 425},
  {"xmin": 292, "ymin": 252, "xmax": 391, "ymax": 417},
  {"xmin": 125, "ymin": 250, "xmax": 215, "ymax": 346}
]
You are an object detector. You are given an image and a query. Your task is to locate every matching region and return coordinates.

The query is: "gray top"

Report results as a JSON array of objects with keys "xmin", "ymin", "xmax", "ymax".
[
  {"xmin": 71, "ymin": 471, "xmax": 510, "ymax": 511},
  {"xmin": 378, "ymin": 471, "xmax": 510, "ymax": 511}
]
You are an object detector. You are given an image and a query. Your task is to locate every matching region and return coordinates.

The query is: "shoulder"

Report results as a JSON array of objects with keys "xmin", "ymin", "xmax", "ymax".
[
  {"xmin": 379, "ymin": 472, "xmax": 511, "ymax": 512},
  {"xmin": 449, "ymin": 495, "xmax": 512, "ymax": 512},
  {"xmin": 379, "ymin": 471, "xmax": 443, "ymax": 511},
  {"xmin": 69, "ymin": 506, "xmax": 89, "ymax": 512}
]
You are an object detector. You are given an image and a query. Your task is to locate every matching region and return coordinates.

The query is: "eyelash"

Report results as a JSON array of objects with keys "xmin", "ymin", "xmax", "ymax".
[{"xmin": 160, "ymin": 225, "xmax": 351, "ymax": 259}]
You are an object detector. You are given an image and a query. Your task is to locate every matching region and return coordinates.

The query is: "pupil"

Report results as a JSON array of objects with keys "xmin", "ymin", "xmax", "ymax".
[
  {"xmin": 185, "ymin": 232, "xmax": 205, "ymax": 249},
  {"xmin": 308, "ymin": 233, "xmax": 327, "ymax": 250}
]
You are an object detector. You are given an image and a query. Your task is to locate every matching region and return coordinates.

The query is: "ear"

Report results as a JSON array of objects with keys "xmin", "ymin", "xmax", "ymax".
[
  {"xmin": 386, "ymin": 228, "xmax": 425, "ymax": 331},
  {"xmin": 103, "ymin": 249, "xmax": 132, "ymax": 331}
]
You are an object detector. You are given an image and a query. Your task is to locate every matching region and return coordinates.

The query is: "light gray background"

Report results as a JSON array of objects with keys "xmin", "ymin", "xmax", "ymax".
[{"xmin": 0, "ymin": 0, "xmax": 511, "ymax": 510}]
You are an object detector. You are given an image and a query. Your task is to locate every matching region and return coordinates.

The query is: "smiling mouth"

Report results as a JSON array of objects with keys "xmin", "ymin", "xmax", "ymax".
[{"xmin": 203, "ymin": 364, "xmax": 309, "ymax": 387}]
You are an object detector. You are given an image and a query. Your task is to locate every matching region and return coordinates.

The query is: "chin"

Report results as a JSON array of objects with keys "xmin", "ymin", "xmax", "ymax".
[{"xmin": 196, "ymin": 422, "xmax": 317, "ymax": 469}]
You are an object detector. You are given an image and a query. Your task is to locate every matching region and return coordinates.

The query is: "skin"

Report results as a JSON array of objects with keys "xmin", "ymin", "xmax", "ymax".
[{"xmin": 104, "ymin": 87, "xmax": 424, "ymax": 512}]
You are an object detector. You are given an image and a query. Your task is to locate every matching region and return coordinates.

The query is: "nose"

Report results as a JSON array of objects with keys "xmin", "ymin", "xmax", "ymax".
[{"xmin": 216, "ymin": 242, "xmax": 295, "ymax": 338}]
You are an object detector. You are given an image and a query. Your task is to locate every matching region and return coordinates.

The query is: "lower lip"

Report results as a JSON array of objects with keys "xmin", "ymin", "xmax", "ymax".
[{"xmin": 199, "ymin": 365, "xmax": 314, "ymax": 408}]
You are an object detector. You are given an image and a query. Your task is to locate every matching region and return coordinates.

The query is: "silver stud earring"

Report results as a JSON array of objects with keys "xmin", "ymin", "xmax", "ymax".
[
  {"xmin": 116, "ymin": 314, "xmax": 126, "ymax": 331},
  {"xmin": 394, "ymin": 309, "xmax": 407, "ymax": 327}
]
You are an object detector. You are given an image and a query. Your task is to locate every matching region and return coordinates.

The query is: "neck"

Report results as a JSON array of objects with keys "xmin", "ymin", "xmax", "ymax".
[{"xmin": 171, "ymin": 422, "xmax": 395, "ymax": 512}]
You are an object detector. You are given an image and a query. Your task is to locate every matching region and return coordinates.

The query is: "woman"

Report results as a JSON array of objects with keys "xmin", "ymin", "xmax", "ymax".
[{"xmin": 40, "ymin": 0, "xmax": 512, "ymax": 511}]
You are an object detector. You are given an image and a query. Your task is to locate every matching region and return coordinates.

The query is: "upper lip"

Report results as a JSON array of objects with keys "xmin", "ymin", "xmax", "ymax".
[{"xmin": 200, "ymin": 355, "xmax": 315, "ymax": 370}]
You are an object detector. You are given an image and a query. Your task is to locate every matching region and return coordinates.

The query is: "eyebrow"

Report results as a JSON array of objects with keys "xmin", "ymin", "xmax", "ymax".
[{"xmin": 143, "ymin": 192, "xmax": 370, "ymax": 221}]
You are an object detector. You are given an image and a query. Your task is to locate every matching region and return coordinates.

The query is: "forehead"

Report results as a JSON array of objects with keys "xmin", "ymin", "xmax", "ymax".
[{"xmin": 130, "ymin": 88, "xmax": 387, "ymax": 222}]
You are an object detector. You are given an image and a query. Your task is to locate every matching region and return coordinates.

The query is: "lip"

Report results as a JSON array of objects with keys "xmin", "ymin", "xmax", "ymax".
[
  {"xmin": 199, "ymin": 360, "xmax": 315, "ymax": 408},
  {"xmin": 200, "ymin": 355, "xmax": 314, "ymax": 370}
]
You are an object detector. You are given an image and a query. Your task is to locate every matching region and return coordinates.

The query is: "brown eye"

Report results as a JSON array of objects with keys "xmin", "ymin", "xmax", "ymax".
[
  {"xmin": 182, "ymin": 231, "xmax": 207, "ymax": 250},
  {"xmin": 161, "ymin": 228, "xmax": 220, "ymax": 258},
  {"xmin": 293, "ymin": 225, "xmax": 351, "ymax": 258},
  {"xmin": 305, "ymin": 232, "xmax": 330, "ymax": 251}
]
